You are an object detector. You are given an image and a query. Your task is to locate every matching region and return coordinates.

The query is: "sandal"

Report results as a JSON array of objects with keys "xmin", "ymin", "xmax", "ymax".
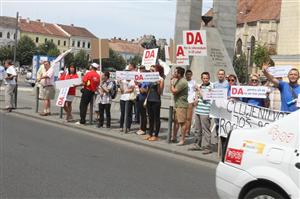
[
  {"xmin": 149, "ymin": 136, "xmax": 159, "ymax": 141},
  {"xmin": 144, "ymin": 135, "xmax": 152, "ymax": 140}
]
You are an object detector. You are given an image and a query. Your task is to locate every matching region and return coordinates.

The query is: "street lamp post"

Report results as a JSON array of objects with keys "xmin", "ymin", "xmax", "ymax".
[{"xmin": 246, "ymin": 45, "xmax": 251, "ymax": 83}]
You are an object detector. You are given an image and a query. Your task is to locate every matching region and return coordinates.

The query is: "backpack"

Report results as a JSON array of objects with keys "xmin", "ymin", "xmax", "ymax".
[{"xmin": 110, "ymin": 80, "xmax": 118, "ymax": 99}]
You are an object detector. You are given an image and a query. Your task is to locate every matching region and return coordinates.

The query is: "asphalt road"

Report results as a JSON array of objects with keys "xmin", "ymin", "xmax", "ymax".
[{"xmin": 0, "ymin": 112, "xmax": 218, "ymax": 199}]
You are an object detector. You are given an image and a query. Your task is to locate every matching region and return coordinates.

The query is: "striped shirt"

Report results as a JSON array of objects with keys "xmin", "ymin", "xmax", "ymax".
[{"xmin": 195, "ymin": 83, "xmax": 212, "ymax": 116}]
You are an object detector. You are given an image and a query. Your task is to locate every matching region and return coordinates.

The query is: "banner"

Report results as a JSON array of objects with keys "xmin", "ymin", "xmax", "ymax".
[
  {"xmin": 267, "ymin": 66, "xmax": 292, "ymax": 78},
  {"xmin": 202, "ymin": 89, "xmax": 227, "ymax": 100},
  {"xmin": 230, "ymin": 86, "xmax": 268, "ymax": 99},
  {"xmin": 55, "ymin": 78, "xmax": 82, "ymax": 89},
  {"xmin": 141, "ymin": 48, "xmax": 158, "ymax": 67},
  {"xmin": 210, "ymin": 100, "xmax": 289, "ymax": 137},
  {"xmin": 297, "ymin": 94, "xmax": 300, "ymax": 108},
  {"xmin": 176, "ymin": 45, "xmax": 189, "ymax": 65},
  {"xmin": 116, "ymin": 71, "xmax": 160, "ymax": 82},
  {"xmin": 51, "ymin": 49, "xmax": 72, "ymax": 67},
  {"xmin": 55, "ymin": 87, "xmax": 69, "ymax": 107},
  {"xmin": 183, "ymin": 30, "xmax": 207, "ymax": 56}
]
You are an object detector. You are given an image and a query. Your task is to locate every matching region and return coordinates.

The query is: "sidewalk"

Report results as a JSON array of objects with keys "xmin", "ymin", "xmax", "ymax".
[{"xmin": 0, "ymin": 86, "xmax": 220, "ymax": 164}]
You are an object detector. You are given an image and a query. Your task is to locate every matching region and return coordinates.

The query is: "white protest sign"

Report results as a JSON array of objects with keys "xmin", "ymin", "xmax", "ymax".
[
  {"xmin": 116, "ymin": 71, "xmax": 160, "ymax": 82},
  {"xmin": 56, "ymin": 87, "xmax": 69, "ymax": 107},
  {"xmin": 203, "ymin": 89, "xmax": 227, "ymax": 100},
  {"xmin": 297, "ymin": 94, "xmax": 300, "ymax": 108},
  {"xmin": 55, "ymin": 78, "xmax": 82, "ymax": 89},
  {"xmin": 51, "ymin": 49, "xmax": 72, "ymax": 68},
  {"xmin": 164, "ymin": 45, "xmax": 170, "ymax": 60},
  {"xmin": 183, "ymin": 30, "xmax": 207, "ymax": 56},
  {"xmin": 176, "ymin": 45, "xmax": 189, "ymax": 65},
  {"xmin": 267, "ymin": 66, "xmax": 292, "ymax": 78},
  {"xmin": 213, "ymin": 100, "xmax": 288, "ymax": 137},
  {"xmin": 141, "ymin": 48, "xmax": 158, "ymax": 67},
  {"xmin": 230, "ymin": 86, "xmax": 268, "ymax": 99}
]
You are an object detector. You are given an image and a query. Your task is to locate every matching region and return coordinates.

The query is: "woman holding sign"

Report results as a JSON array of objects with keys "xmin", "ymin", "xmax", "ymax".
[{"xmin": 59, "ymin": 65, "xmax": 79, "ymax": 121}]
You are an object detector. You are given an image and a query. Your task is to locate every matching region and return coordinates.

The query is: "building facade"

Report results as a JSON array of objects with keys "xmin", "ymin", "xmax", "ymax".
[{"xmin": 0, "ymin": 16, "xmax": 20, "ymax": 48}]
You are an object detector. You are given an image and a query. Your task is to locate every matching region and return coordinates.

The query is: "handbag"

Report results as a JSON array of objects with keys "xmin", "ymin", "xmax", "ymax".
[
  {"xmin": 129, "ymin": 90, "xmax": 137, "ymax": 101},
  {"xmin": 143, "ymin": 90, "xmax": 151, "ymax": 108}
]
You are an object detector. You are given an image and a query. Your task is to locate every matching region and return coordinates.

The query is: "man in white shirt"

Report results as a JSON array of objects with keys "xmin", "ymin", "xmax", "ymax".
[
  {"xmin": 0, "ymin": 64, "xmax": 5, "ymax": 87},
  {"xmin": 4, "ymin": 60, "xmax": 17, "ymax": 112},
  {"xmin": 185, "ymin": 69, "xmax": 196, "ymax": 136}
]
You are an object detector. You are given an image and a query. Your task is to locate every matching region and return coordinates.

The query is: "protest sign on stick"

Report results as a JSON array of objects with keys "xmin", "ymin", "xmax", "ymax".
[
  {"xmin": 176, "ymin": 45, "xmax": 189, "ymax": 65},
  {"xmin": 183, "ymin": 30, "xmax": 207, "ymax": 56},
  {"xmin": 56, "ymin": 87, "xmax": 69, "ymax": 107},
  {"xmin": 116, "ymin": 71, "xmax": 160, "ymax": 82},
  {"xmin": 141, "ymin": 48, "xmax": 158, "ymax": 67},
  {"xmin": 230, "ymin": 86, "xmax": 268, "ymax": 99},
  {"xmin": 55, "ymin": 78, "xmax": 82, "ymax": 89}
]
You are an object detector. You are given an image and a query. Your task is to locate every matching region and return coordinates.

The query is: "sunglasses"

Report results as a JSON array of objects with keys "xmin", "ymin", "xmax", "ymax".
[
  {"xmin": 251, "ymin": 79, "xmax": 258, "ymax": 82},
  {"xmin": 228, "ymin": 79, "xmax": 235, "ymax": 82}
]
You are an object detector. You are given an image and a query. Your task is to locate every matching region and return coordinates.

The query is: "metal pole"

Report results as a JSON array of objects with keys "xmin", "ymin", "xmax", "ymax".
[
  {"xmin": 14, "ymin": 83, "xmax": 18, "ymax": 109},
  {"xmin": 13, "ymin": 12, "xmax": 19, "ymax": 66},
  {"xmin": 89, "ymin": 95, "xmax": 94, "ymax": 124},
  {"xmin": 35, "ymin": 86, "xmax": 39, "ymax": 113},
  {"xmin": 167, "ymin": 106, "xmax": 173, "ymax": 143},
  {"xmin": 124, "ymin": 101, "xmax": 129, "ymax": 133},
  {"xmin": 60, "ymin": 107, "xmax": 63, "ymax": 119}
]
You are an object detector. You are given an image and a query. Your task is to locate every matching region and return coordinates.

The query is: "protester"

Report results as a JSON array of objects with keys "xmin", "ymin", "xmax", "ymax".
[
  {"xmin": 227, "ymin": 74, "xmax": 238, "ymax": 98},
  {"xmin": 37, "ymin": 61, "xmax": 55, "ymax": 116},
  {"xmin": 213, "ymin": 69, "xmax": 229, "ymax": 133},
  {"xmin": 184, "ymin": 69, "xmax": 196, "ymax": 136},
  {"xmin": 242, "ymin": 74, "xmax": 267, "ymax": 107},
  {"xmin": 75, "ymin": 63, "xmax": 100, "ymax": 125},
  {"xmin": 170, "ymin": 66, "xmax": 188, "ymax": 146},
  {"xmin": 136, "ymin": 66, "xmax": 149, "ymax": 135},
  {"xmin": 59, "ymin": 65, "xmax": 78, "ymax": 121},
  {"xmin": 189, "ymin": 72, "xmax": 213, "ymax": 155},
  {"xmin": 97, "ymin": 71, "xmax": 113, "ymax": 128},
  {"xmin": 119, "ymin": 75, "xmax": 135, "ymax": 132},
  {"xmin": 0, "ymin": 63, "xmax": 5, "ymax": 87},
  {"xmin": 262, "ymin": 62, "xmax": 300, "ymax": 112},
  {"xmin": 144, "ymin": 65, "xmax": 164, "ymax": 141},
  {"xmin": 3, "ymin": 59, "xmax": 17, "ymax": 112}
]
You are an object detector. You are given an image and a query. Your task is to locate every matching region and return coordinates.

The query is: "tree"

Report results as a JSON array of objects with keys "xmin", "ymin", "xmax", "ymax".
[
  {"xmin": 233, "ymin": 53, "xmax": 248, "ymax": 83},
  {"xmin": 128, "ymin": 55, "xmax": 142, "ymax": 66},
  {"xmin": 73, "ymin": 50, "xmax": 89, "ymax": 69},
  {"xmin": 0, "ymin": 46, "xmax": 14, "ymax": 62},
  {"xmin": 64, "ymin": 53, "xmax": 74, "ymax": 67},
  {"xmin": 157, "ymin": 46, "xmax": 165, "ymax": 61},
  {"xmin": 16, "ymin": 36, "xmax": 37, "ymax": 66},
  {"xmin": 253, "ymin": 44, "xmax": 272, "ymax": 69},
  {"xmin": 38, "ymin": 40, "xmax": 60, "ymax": 57},
  {"xmin": 102, "ymin": 49, "xmax": 126, "ymax": 71}
]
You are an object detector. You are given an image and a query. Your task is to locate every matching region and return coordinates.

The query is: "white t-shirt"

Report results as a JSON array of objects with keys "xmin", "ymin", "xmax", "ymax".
[
  {"xmin": 40, "ymin": 67, "xmax": 55, "ymax": 86},
  {"xmin": 4, "ymin": 65, "xmax": 17, "ymax": 85},
  {"xmin": 120, "ymin": 80, "xmax": 135, "ymax": 101},
  {"xmin": 187, "ymin": 79, "xmax": 196, "ymax": 103},
  {"xmin": 0, "ymin": 65, "xmax": 5, "ymax": 80}
]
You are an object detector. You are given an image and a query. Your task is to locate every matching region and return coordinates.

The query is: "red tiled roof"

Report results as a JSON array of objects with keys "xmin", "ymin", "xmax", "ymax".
[
  {"xmin": 237, "ymin": 0, "xmax": 281, "ymax": 24},
  {"xmin": 58, "ymin": 24, "xmax": 97, "ymax": 38},
  {"xmin": 109, "ymin": 39, "xmax": 144, "ymax": 55},
  {"xmin": 19, "ymin": 19, "xmax": 67, "ymax": 37}
]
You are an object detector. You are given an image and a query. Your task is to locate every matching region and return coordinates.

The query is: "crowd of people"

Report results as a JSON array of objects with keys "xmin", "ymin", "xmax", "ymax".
[{"xmin": 1, "ymin": 59, "xmax": 299, "ymax": 155}]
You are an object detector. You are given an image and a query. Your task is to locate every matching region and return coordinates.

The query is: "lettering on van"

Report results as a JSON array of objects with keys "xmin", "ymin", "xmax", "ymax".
[
  {"xmin": 225, "ymin": 148, "xmax": 244, "ymax": 165},
  {"xmin": 268, "ymin": 125, "xmax": 294, "ymax": 144}
]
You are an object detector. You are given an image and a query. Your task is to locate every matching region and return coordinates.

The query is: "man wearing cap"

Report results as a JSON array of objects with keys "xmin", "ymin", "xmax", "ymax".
[{"xmin": 76, "ymin": 63, "xmax": 101, "ymax": 125}]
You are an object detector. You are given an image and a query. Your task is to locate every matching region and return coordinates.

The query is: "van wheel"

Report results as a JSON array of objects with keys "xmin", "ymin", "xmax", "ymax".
[{"xmin": 244, "ymin": 187, "xmax": 286, "ymax": 199}]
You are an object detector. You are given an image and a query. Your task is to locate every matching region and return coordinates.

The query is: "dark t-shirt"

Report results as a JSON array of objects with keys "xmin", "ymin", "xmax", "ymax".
[{"xmin": 148, "ymin": 82, "xmax": 161, "ymax": 102}]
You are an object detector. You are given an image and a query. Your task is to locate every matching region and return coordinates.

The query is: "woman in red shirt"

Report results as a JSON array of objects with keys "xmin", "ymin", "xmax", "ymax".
[{"xmin": 59, "ymin": 65, "xmax": 79, "ymax": 121}]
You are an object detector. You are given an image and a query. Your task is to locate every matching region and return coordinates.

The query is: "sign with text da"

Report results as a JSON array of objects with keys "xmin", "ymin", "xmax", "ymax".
[
  {"xmin": 183, "ymin": 30, "xmax": 207, "ymax": 56},
  {"xmin": 230, "ymin": 86, "xmax": 268, "ymax": 99},
  {"xmin": 142, "ymin": 48, "xmax": 158, "ymax": 67},
  {"xmin": 176, "ymin": 45, "xmax": 189, "ymax": 65},
  {"xmin": 56, "ymin": 87, "xmax": 69, "ymax": 107}
]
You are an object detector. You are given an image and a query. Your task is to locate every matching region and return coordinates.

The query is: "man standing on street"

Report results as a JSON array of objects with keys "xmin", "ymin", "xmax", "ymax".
[
  {"xmin": 170, "ymin": 66, "xmax": 188, "ymax": 146},
  {"xmin": 4, "ymin": 60, "xmax": 17, "ymax": 112},
  {"xmin": 76, "ymin": 63, "xmax": 100, "ymax": 125},
  {"xmin": 37, "ymin": 61, "xmax": 55, "ymax": 116},
  {"xmin": 0, "ymin": 62, "xmax": 5, "ymax": 87}
]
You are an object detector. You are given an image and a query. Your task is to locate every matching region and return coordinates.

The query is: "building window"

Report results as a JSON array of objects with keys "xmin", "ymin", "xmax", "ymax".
[
  {"xmin": 58, "ymin": 40, "xmax": 60, "ymax": 46},
  {"xmin": 235, "ymin": 39, "xmax": 242, "ymax": 55},
  {"xmin": 64, "ymin": 41, "xmax": 66, "ymax": 46},
  {"xmin": 77, "ymin": 41, "xmax": 80, "ymax": 47},
  {"xmin": 45, "ymin": 38, "xmax": 47, "ymax": 42},
  {"xmin": 72, "ymin": 40, "xmax": 75, "ymax": 47},
  {"xmin": 7, "ymin": 32, "xmax": 10, "ymax": 39},
  {"xmin": 36, "ymin": 37, "xmax": 39, "ymax": 43},
  {"xmin": 87, "ymin": 42, "xmax": 90, "ymax": 48},
  {"xmin": 50, "ymin": 39, "xmax": 53, "ymax": 42},
  {"xmin": 82, "ymin": 42, "xmax": 85, "ymax": 48},
  {"xmin": 13, "ymin": 33, "xmax": 16, "ymax": 39},
  {"xmin": 0, "ymin": 32, "xmax": 2, "ymax": 38}
]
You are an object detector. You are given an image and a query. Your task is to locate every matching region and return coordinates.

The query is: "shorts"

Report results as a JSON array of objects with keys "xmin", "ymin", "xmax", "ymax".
[
  {"xmin": 40, "ymin": 86, "xmax": 55, "ymax": 100},
  {"xmin": 65, "ymin": 95, "xmax": 75, "ymax": 102},
  {"xmin": 174, "ymin": 107, "xmax": 187, "ymax": 124}
]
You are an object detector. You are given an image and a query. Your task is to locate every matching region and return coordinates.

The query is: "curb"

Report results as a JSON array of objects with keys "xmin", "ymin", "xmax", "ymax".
[{"xmin": 9, "ymin": 110, "xmax": 219, "ymax": 165}]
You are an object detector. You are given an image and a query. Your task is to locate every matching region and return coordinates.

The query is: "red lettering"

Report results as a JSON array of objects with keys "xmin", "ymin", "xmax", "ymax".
[
  {"xmin": 186, "ymin": 32, "xmax": 194, "ymax": 44},
  {"xmin": 186, "ymin": 32, "xmax": 203, "ymax": 45},
  {"xmin": 194, "ymin": 32, "xmax": 203, "ymax": 45},
  {"xmin": 176, "ymin": 46, "xmax": 185, "ymax": 57},
  {"xmin": 145, "ymin": 51, "xmax": 150, "ymax": 58},
  {"xmin": 237, "ymin": 88, "xmax": 243, "ymax": 95},
  {"xmin": 145, "ymin": 50, "xmax": 155, "ymax": 59},
  {"xmin": 232, "ymin": 88, "xmax": 243, "ymax": 95},
  {"xmin": 135, "ymin": 74, "xmax": 144, "ymax": 81}
]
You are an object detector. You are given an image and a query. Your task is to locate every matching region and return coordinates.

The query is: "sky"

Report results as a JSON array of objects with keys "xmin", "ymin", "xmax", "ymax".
[{"xmin": 0, "ymin": 0, "xmax": 213, "ymax": 40}]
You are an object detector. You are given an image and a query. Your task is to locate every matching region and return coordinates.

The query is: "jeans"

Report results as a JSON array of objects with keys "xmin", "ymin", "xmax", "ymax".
[
  {"xmin": 120, "ymin": 100, "xmax": 133, "ymax": 129},
  {"xmin": 98, "ymin": 103, "xmax": 111, "ymax": 127},
  {"xmin": 147, "ymin": 101, "xmax": 161, "ymax": 136},
  {"xmin": 138, "ymin": 98, "xmax": 147, "ymax": 131},
  {"xmin": 79, "ymin": 88, "xmax": 94, "ymax": 124}
]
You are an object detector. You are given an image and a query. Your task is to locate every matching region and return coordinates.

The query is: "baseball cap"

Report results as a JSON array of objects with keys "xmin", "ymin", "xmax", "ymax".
[{"xmin": 91, "ymin": 63, "xmax": 100, "ymax": 69}]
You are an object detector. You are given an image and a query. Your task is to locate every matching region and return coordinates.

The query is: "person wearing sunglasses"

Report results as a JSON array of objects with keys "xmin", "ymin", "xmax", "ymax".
[
  {"xmin": 242, "ymin": 74, "xmax": 266, "ymax": 107},
  {"xmin": 227, "ymin": 74, "xmax": 238, "ymax": 98}
]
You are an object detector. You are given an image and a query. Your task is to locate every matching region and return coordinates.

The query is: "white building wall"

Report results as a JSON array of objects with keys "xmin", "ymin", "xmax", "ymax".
[{"xmin": 0, "ymin": 27, "xmax": 20, "ymax": 48}]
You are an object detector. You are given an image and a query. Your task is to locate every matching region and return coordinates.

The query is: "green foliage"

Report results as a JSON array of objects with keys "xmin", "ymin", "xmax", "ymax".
[
  {"xmin": 38, "ymin": 41, "xmax": 60, "ymax": 57},
  {"xmin": 233, "ymin": 53, "xmax": 248, "ymax": 83},
  {"xmin": 16, "ymin": 36, "xmax": 37, "ymax": 65},
  {"xmin": 128, "ymin": 55, "xmax": 142, "ymax": 66},
  {"xmin": 102, "ymin": 48, "xmax": 126, "ymax": 71},
  {"xmin": 73, "ymin": 50, "xmax": 89, "ymax": 69},
  {"xmin": 0, "ymin": 46, "xmax": 14, "ymax": 62},
  {"xmin": 253, "ymin": 44, "xmax": 271, "ymax": 69},
  {"xmin": 158, "ymin": 46, "xmax": 165, "ymax": 61},
  {"xmin": 64, "ymin": 53, "xmax": 74, "ymax": 67}
]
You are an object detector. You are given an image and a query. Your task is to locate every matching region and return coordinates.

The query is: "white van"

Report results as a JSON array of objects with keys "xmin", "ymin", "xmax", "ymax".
[{"xmin": 216, "ymin": 110, "xmax": 299, "ymax": 199}]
